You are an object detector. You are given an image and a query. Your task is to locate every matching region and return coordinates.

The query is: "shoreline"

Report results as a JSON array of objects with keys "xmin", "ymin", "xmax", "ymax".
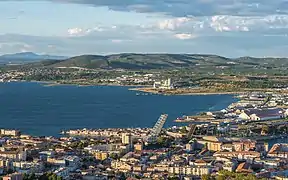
[
  {"xmin": 41, "ymin": 82, "xmax": 243, "ymax": 96},
  {"xmin": 129, "ymin": 87, "xmax": 244, "ymax": 96},
  {"xmin": 129, "ymin": 87, "xmax": 288, "ymax": 96},
  {"xmin": 10, "ymin": 81, "xmax": 248, "ymax": 96},
  {"xmin": 17, "ymin": 80, "xmax": 148, "ymax": 88},
  {"xmin": 8, "ymin": 80, "xmax": 284, "ymax": 96}
]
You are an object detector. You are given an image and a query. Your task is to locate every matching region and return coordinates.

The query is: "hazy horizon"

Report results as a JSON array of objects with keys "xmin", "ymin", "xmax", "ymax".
[{"xmin": 1, "ymin": 51, "xmax": 288, "ymax": 59}]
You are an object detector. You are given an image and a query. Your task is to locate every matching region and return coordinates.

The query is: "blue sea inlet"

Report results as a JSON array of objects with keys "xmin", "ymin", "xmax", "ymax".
[{"xmin": 0, "ymin": 82, "xmax": 237, "ymax": 136}]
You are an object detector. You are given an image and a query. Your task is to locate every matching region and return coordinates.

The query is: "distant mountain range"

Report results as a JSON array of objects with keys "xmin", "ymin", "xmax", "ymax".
[
  {"xmin": 1, "ymin": 52, "xmax": 288, "ymax": 70},
  {"xmin": 0, "ymin": 52, "xmax": 68, "ymax": 64}
]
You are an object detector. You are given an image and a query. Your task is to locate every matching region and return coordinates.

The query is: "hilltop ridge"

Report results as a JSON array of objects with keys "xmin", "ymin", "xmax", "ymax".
[
  {"xmin": 1, "ymin": 53, "xmax": 288, "ymax": 71},
  {"xmin": 0, "ymin": 52, "xmax": 68, "ymax": 64}
]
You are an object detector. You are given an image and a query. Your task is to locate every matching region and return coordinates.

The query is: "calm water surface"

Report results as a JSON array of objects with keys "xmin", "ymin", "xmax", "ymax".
[{"xmin": 0, "ymin": 82, "xmax": 238, "ymax": 136}]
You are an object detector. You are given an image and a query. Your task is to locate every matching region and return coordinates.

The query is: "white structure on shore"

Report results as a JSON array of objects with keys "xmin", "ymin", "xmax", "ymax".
[
  {"xmin": 153, "ymin": 78, "xmax": 174, "ymax": 89},
  {"xmin": 0, "ymin": 129, "xmax": 20, "ymax": 136}
]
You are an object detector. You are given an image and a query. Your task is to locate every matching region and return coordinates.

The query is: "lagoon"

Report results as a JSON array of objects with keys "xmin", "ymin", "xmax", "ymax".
[{"xmin": 0, "ymin": 82, "xmax": 237, "ymax": 136}]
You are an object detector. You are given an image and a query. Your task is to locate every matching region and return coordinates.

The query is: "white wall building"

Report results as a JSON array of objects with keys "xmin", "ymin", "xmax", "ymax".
[{"xmin": 153, "ymin": 78, "xmax": 174, "ymax": 89}]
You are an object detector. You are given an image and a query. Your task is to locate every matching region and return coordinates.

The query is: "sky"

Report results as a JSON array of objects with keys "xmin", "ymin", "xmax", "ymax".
[{"xmin": 0, "ymin": 0, "xmax": 288, "ymax": 57}]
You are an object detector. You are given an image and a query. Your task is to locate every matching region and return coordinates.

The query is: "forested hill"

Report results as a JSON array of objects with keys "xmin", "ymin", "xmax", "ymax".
[{"xmin": 2, "ymin": 53, "xmax": 288, "ymax": 70}]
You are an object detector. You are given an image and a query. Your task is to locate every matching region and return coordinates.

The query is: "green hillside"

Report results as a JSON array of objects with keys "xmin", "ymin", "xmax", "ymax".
[
  {"xmin": 2, "ymin": 53, "xmax": 288, "ymax": 72},
  {"xmin": 52, "ymin": 55, "xmax": 108, "ymax": 69},
  {"xmin": 50, "ymin": 53, "xmax": 233, "ymax": 69}
]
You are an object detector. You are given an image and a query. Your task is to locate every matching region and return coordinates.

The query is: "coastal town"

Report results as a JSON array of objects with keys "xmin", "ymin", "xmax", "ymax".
[
  {"xmin": 2, "ymin": 0, "xmax": 288, "ymax": 179},
  {"xmin": 1, "ymin": 67, "xmax": 288, "ymax": 95},
  {"xmin": 0, "ymin": 89, "xmax": 288, "ymax": 180},
  {"xmin": 1, "ymin": 54, "xmax": 288, "ymax": 180}
]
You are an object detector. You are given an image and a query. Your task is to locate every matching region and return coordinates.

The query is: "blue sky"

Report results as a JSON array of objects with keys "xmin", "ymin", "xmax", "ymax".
[{"xmin": 0, "ymin": 0, "xmax": 288, "ymax": 57}]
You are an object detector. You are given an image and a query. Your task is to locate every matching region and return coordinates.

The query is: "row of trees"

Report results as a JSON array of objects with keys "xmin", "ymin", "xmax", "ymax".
[
  {"xmin": 200, "ymin": 80, "xmax": 287, "ymax": 90},
  {"xmin": 201, "ymin": 170, "xmax": 260, "ymax": 180},
  {"xmin": 23, "ymin": 173, "xmax": 62, "ymax": 180}
]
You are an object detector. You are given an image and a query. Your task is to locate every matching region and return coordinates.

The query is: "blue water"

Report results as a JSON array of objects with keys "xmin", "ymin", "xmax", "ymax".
[{"xmin": 0, "ymin": 82, "xmax": 237, "ymax": 136}]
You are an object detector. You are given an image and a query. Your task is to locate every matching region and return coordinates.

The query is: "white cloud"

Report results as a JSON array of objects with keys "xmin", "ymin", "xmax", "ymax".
[
  {"xmin": 111, "ymin": 39, "xmax": 123, "ymax": 43},
  {"xmin": 0, "ymin": 42, "xmax": 33, "ymax": 53},
  {"xmin": 20, "ymin": 49, "xmax": 29, "ymax": 53},
  {"xmin": 174, "ymin": 33, "xmax": 196, "ymax": 40},
  {"xmin": 67, "ymin": 28, "xmax": 84, "ymax": 36},
  {"xmin": 156, "ymin": 15, "xmax": 288, "ymax": 35},
  {"xmin": 208, "ymin": 15, "xmax": 288, "ymax": 32},
  {"xmin": 158, "ymin": 17, "xmax": 192, "ymax": 30},
  {"xmin": 67, "ymin": 26, "xmax": 105, "ymax": 36},
  {"xmin": 47, "ymin": 44, "xmax": 55, "ymax": 48}
]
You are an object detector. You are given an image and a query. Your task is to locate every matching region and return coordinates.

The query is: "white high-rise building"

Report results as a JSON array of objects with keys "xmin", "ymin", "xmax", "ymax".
[
  {"xmin": 122, "ymin": 133, "xmax": 133, "ymax": 151},
  {"xmin": 153, "ymin": 78, "xmax": 174, "ymax": 89},
  {"xmin": 166, "ymin": 78, "xmax": 171, "ymax": 87},
  {"xmin": 122, "ymin": 133, "xmax": 132, "ymax": 145}
]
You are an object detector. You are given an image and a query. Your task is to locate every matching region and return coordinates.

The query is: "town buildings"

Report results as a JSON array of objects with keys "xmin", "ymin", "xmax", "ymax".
[
  {"xmin": 0, "ymin": 129, "xmax": 20, "ymax": 137},
  {"xmin": 2, "ymin": 173, "xmax": 23, "ymax": 180},
  {"xmin": 0, "ymin": 91, "xmax": 286, "ymax": 179},
  {"xmin": 239, "ymin": 108, "xmax": 286, "ymax": 121}
]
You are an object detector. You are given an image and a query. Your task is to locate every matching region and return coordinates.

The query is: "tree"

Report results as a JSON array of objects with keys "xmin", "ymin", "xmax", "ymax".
[
  {"xmin": 168, "ymin": 177, "xmax": 179, "ymax": 180},
  {"xmin": 109, "ymin": 153, "xmax": 119, "ymax": 160},
  {"xmin": 180, "ymin": 126, "xmax": 188, "ymax": 134},
  {"xmin": 157, "ymin": 137, "xmax": 166, "ymax": 145},
  {"xmin": 261, "ymin": 125, "xmax": 269, "ymax": 135},
  {"xmin": 203, "ymin": 142, "xmax": 208, "ymax": 150},
  {"xmin": 215, "ymin": 176, "xmax": 225, "ymax": 180},
  {"xmin": 38, "ymin": 173, "xmax": 62, "ymax": 180},
  {"xmin": 216, "ymin": 170, "xmax": 259, "ymax": 180},
  {"xmin": 28, "ymin": 173, "xmax": 36, "ymax": 180},
  {"xmin": 118, "ymin": 172, "xmax": 126, "ymax": 180},
  {"xmin": 202, "ymin": 174, "xmax": 212, "ymax": 180}
]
